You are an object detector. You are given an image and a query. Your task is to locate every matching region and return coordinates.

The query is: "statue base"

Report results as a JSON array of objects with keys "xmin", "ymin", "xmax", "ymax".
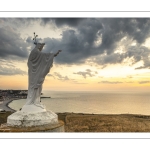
[
  {"xmin": 7, "ymin": 110, "xmax": 58, "ymax": 127},
  {"xmin": 0, "ymin": 120, "xmax": 64, "ymax": 132},
  {"xmin": 1, "ymin": 104, "xmax": 65, "ymax": 132}
]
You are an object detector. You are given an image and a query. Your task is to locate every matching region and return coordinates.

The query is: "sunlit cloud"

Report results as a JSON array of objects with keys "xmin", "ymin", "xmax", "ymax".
[
  {"xmin": 53, "ymin": 72, "xmax": 70, "ymax": 81},
  {"xmin": 98, "ymin": 81, "xmax": 123, "ymax": 84},
  {"xmin": 0, "ymin": 66, "xmax": 27, "ymax": 76},
  {"xmin": 138, "ymin": 81, "xmax": 150, "ymax": 84},
  {"xmin": 73, "ymin": 69, "xmax": 98, "ymax": 78}
]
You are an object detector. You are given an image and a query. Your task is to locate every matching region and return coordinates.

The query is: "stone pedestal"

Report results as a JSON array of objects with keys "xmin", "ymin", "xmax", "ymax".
[
  {"xmin": 7, "ymin": 110, "xmax": 58, "ymax": 127},
  {"xmin": 1, "ymin": 104, "xmax": 65, "ymax": 132}
]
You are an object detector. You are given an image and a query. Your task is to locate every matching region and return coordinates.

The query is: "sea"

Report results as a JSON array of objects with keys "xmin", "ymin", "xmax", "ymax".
[{"xmin": 9, "ymin": 91, "xmax": 150, "ymax": 115}]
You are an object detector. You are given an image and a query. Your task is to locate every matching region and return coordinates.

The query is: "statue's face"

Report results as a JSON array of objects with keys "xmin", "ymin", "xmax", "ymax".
[{"xmin": 37, "ymin": 43, "xmax": 45, "ymax": 51}]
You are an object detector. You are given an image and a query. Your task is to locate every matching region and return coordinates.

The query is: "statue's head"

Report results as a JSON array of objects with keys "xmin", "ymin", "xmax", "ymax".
[
  {"xmin": 33, "ymin": 32, "xmax": 45, "ymax": 51},
  {"xmin": 36, "ymin": 43, "xmax": 45, "ymax": 51}
]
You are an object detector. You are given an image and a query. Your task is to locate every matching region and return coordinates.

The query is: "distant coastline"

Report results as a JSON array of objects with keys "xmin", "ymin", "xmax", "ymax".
[
  {"xmin": 0, "ymin": 98, "xmax": 18, "ymax": 112},
  {"xmin": 0, "ymin": 96, "xmax": 51, "ymax": 112}
]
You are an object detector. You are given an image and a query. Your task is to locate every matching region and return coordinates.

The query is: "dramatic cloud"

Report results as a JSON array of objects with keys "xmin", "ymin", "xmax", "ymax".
[
  {"xmin": 41, "ymin": 18, "xmax": 83, "ymax": 27},
  {"xmin": 41, "ymin": 18, "xmax": 150, "ymax": 67},
  {"xmin": 0, "ymin": 65, "xmax": 26, "ymax": 76},
  {"xmin": 101, "ymin": 18, "xmax": 150, "ymax": 46},
  {"xmin": 73, "ymin": 69, "xmax": 97, "ymax": 78},
  {"xmin": 0, "ymin": 25, "xmax": 29, "ymax": 60},
  {"xmin": 89, "ymin": 45, "xmax": 150, "ymax": 69},
  {"xmin": 0, "ymin": 18, "xmax": 40, "ymax": 29},
  {"xmin": 1, "ymin": 18, "xmax": 150, "ymax": 68}
]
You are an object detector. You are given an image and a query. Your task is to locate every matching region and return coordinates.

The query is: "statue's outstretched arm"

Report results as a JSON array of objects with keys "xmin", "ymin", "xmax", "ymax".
[{"xmin": 54, "ymin": 50, "xmax": 62, "ymax": 57}]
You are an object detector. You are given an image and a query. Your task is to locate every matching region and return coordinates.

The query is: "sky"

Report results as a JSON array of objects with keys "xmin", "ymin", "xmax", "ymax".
[{"xmin": 1, "ymin": 18, "xmax": 150, "ymax": 91}]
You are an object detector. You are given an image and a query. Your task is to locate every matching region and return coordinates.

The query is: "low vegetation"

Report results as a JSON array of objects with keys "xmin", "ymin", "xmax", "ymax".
[
  {"xmin": 1, "ymin": 112, "xmax": 150, "ymax": 132},
  {"xmin": 58, "ymin": 113, "xmax": 150, "ymax": 132}
]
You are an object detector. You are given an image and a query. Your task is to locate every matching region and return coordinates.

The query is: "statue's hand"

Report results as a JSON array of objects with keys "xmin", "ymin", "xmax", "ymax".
[{"xmin": 54, "ymin": 50, "xmax": 62, "ymax": 57}]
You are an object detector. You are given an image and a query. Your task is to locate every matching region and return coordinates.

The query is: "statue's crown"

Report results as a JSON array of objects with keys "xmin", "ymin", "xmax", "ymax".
[{"xmin": 33, "ymin": 32, "xmax": 38, "ymax": 45}]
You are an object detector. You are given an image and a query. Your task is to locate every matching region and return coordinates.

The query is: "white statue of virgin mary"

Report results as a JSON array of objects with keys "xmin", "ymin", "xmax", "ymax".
[
  {"xmin": 21, "ymin": 36, "xmax": 61, "ymax": 112},
  {"xmin": 6, "ymin": 34, "xmax": 63, "ymax": 127}
]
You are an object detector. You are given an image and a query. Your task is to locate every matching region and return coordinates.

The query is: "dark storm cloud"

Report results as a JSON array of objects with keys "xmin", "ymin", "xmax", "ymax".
[
  {"xmin": 41, "ymin": 18, "xmax": 83, "ymax": 27},
  {"xmin": 101, "ymin": 18, "xmax": 150, "ymax": 46},
  {"xmin": 42, "ymin": 18, "xmax": 104, "ymax": 64},
  {"xmin": 125, "ymin": 45, "xmax": 150, "ymax": 69},
  {"xmin": 0, "ymin": 26, "xmax": 29, "ymax": 59},
  {"xmin": 1, "ymin": 18, "xmax": 150, "ymax": 68},
  {"xmin": 92, "ymin": 53, "xmax": 125, "ymax": 65},
  {"xmin": 0, "ymin": 65, "xmax": 26, "ymax": 76},
  {"xmin": 128, "ymin": 46, "xmax": 150, "ymax": 69},
  {"xmin": 91, "ymin": 45, "xmax": 150, "ymax": 69},
  {"xmin": 1, "ymin": 18, "xmax": 40, "ymax": 28},
  {"xmin": 41, "ymin": 18, "xmax": 150, "ymax": 67}
]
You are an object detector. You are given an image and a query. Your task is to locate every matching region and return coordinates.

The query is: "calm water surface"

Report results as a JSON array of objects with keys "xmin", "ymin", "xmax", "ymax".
[{"xmin": 9, "ymin": 91, "xmax": 150, "ymax": 115}]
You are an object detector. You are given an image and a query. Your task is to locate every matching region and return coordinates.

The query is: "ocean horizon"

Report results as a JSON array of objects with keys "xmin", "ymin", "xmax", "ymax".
[{"xmin": 9, "ymin": 91, "xmax": 150, "ymax": 115}]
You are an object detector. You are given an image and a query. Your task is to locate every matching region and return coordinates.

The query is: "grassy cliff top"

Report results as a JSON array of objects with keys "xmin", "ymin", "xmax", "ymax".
[{"xmin": 1, "ymin": 112, "xmax": 150, "ymax": 132}]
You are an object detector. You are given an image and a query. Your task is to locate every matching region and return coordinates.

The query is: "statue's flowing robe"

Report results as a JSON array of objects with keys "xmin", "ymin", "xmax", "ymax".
[{"xmin": 25, "ymin": 47, "xmax": 54, "ymax": 106}]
